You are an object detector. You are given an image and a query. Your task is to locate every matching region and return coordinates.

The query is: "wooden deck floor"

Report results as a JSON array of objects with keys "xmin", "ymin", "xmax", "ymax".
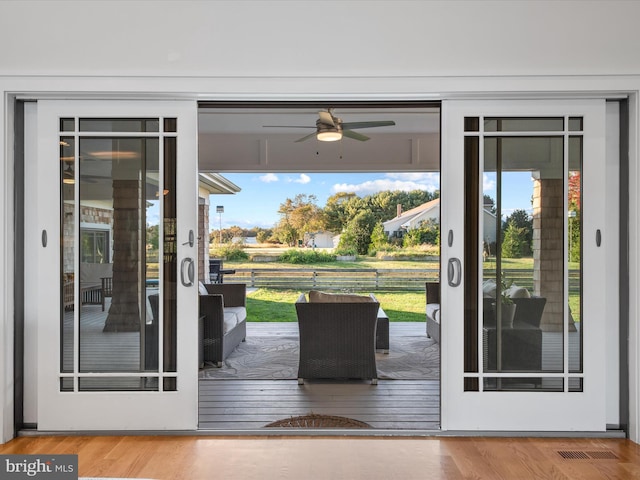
[
  {"xmin": 199, "ymin": 379, "xmax": 440, "ymax": 430},
  {"xmin": 199, "ymin": 322, "xmax": 440, "ymax": 431}
]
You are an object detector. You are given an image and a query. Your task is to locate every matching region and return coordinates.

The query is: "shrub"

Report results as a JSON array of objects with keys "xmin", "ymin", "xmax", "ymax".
[
  {"xmin": 402, "ymin": 219, "xmax": 440, "ymax": 248},
  {"xmin": 278, "ymin": 249, "xmax": 336, "ymax": 264},
  {"xmin": 334, "ymin": 246, "xmax": 357, "ymax": 256},
  {"xmin": 212, "ymin": 243, "xmax": 249, "ymax": 261}
]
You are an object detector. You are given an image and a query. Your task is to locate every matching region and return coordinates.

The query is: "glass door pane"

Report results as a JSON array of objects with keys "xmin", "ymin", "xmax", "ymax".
[
  {"xmin": 60, "ymin": 126, "xmax": 173, "ymax": 390},
  {"xmin": 481, "ymin": 132, "xmax": 569, "ymax": 391}
]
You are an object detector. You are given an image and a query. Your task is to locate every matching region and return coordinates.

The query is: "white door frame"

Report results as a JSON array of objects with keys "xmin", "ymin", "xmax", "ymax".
[
  {"xmin": 1, "ymin": 84, "xmax": 635, "ymax": 443},
  {"xmin": 441, "ymin": 99, "xmax": 609, "ymax": 432},
  {"xmin": 34, "ymin": 100, "xmax": 199, "ymax": 431}
]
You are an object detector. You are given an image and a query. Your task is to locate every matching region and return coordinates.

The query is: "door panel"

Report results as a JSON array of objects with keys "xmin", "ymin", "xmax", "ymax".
[
  {"xmin": 36, "ymin": 101, "xmax": 198, "ymax": 430},
  {"xmin": 441, "ymin": 100, "xmax": 607, "ymax": 431}
]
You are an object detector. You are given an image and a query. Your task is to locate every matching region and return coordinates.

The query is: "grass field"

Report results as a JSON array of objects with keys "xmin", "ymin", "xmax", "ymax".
[
  {"xmin": 246, "ymin": 288, "xmax": 427, "ymax": 323},
  {"xmin": 215, "ymin": 247, "xmax": 581, "ymax": 323}
]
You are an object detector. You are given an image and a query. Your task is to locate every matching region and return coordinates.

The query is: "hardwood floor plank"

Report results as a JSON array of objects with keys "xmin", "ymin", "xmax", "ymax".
[{"xmin": 2, "ymin": 436, "xmax": 638, "ymax": 480}]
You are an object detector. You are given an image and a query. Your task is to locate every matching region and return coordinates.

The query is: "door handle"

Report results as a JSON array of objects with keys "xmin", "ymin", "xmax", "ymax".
[
  {"xmin": 447, "ymin": 257, "xmax": 462, "ymax": 287},
  {"xmin": 180, "ymin": 257, "xmax": 195, "ymax": 287},
  {"xmin": 182, "ymin": 229, "xmax": 195, "ymax": 247}
]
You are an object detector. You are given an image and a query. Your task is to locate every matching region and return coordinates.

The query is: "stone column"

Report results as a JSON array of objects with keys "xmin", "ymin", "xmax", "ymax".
[
  {"xmin": 532, "ymin": 177, "xmax": 574, "ymax": 332},
  {"xmin": 198, "ymin": 198, "xmax": 209, "ymax": 283},
  {"xmin": 103, "ymin": 179, "xmax": 141, "ymax": 332}
]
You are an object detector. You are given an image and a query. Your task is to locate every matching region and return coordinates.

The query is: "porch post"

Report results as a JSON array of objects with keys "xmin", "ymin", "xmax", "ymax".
[
  {"xmin": 532, "ymin": 176, "xmax": 576, "ymax": 332},
  {"xmin": 103, "ymin": 179, "xmax": 141, "ymax": 332}
]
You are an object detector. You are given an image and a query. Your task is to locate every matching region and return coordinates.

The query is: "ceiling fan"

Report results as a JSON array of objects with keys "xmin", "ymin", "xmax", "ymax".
[{"xmin": 264, "ymin": 109, "xmax": 396, "ymax": 143}]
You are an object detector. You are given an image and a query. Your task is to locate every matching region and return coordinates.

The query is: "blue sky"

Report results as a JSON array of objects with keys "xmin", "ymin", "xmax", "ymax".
[{"xmin": 209, "ymin": 171, "xmax": 535, "ymax": 231}]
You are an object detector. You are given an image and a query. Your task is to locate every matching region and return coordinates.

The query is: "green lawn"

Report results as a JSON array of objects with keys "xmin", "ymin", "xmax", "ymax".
[
  {"xmin": 233, "ymin": 253, "xmax": 581, "ymax": 323},
  {"xmin": 246, "ymin": 288, "xmax": 426, "ymax": 323}
]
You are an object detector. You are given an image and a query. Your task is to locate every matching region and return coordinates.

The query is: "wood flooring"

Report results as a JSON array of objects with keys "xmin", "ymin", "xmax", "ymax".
[
  {"xmin": 2, "ymin": 435, "xmax": 639, "ymax": 479},
  {"xmin": 199, "ymin": 322, "xmax": 440, "ymax": 430},
  {"xmin": 199, "ymin": 379, "xmax": 440, "ymax": 430}
]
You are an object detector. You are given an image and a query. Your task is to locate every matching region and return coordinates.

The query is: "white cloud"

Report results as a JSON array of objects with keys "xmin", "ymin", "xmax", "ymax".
[
  {"xmin": 259, "ymin": 173, "xmax": 279, "ymax": 183},
  {"xmin": 385, "ymin": 172, "xmax": 440, "ymax": 182},
  {"xmin": 483, "ymin": 174, "xmax": 496, "ymax": 192},
  {"xmin": 285, "ymin": 173, "xmax": 311, "ymax": 184},
  {"xmin": 331, "ymin": 173, "xmax": 440, "ymax": 196},
  {"xmin": 294, "ymin": 174, "xmax": 311, "ymax": 184}
]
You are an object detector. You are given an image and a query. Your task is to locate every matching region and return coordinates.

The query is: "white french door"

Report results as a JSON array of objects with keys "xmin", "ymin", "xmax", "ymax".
[
  {"xmin": 35, "ymin": 100, "xmax": 199, "ymax": 430},
  {"xmin": 440, "ymin": 99, "xmax": 608, "ymax": 431}
]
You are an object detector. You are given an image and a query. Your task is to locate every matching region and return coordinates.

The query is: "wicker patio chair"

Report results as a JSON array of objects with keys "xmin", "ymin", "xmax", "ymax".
[{"xmin": 295, "ymin": 293, "xmax": 379, "ymax": 385}]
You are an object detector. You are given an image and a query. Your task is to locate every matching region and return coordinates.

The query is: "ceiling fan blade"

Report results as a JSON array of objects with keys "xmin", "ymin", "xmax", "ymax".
[
  {"xmin": 340, "ymin": 120, "xmax": 396, "ymax": 129},
  {"xmin": 295, "ymin": 132, "xmax": 318, "ymax": 143},
  {"xmin": 318, "ymin": 111, "xmax": 336, "ymax": 126},
  {"xmin": 263, "ymin": 125, "xmax": 314, "ymax": 128},
  {"xmin": 343, "ymin": 129, "xmax": 370, "ymax": 142}
]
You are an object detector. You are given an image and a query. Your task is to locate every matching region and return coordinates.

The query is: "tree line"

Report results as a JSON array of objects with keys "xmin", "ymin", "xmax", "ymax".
[
  {"xmin": 211, "ymin": 189, "xmax": 440, "ymax": 254},
  {"xmin": 210, "ymin": 184, "xmax": 581, "ymax": 261}
]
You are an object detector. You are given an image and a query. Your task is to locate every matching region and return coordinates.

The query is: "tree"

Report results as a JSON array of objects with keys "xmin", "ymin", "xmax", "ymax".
[
  {"xmin": 274, "ymin": 222, "xmax": 297, "ymax": 246},
  {"xmin": 368, "ymin": 221, "xmax": 389, "ymax": 254},
  {"xmin": 276, "ymin": 194, "xmax": 325, "ymax": 245},
  {"xmin": 502, "ymin": 209, "xmax": 533, "ymax": 257},
  {"xmin": 255, "ymin": 228, "xmax": 272, "ymax": 244},
  {"xmin": 568, "ymin": 172, "xmax": 581, "ymax": 210},
  {"xmin": 568, "ymin": 172, "xmax": 581, "ymax": 262},
  {"xmin": 323, "ymin": 192, "xmax": 357, "ymax": 233},
  {"xmin": 146, "ymin": 224, "xmax": 159, "ymax": 252},
  {"xmin": 501, "ymin": 220, "xmax": 528, "ymax": 258},
  {"xmin": 338, "ymin": 210, "xmax": 376, "ymax": 255},
  {"xmin": 323, "ymin": 189, "xmax": 440, "ymax": 235}
]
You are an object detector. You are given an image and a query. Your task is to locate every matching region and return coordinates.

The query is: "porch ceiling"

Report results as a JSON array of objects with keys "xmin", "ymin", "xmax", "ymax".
[{"xmin": 197, "ymin": 106, "xmax": 441, "ymax": 173}]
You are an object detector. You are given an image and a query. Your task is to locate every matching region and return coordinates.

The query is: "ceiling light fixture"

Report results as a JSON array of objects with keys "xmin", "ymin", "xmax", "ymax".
[
  {"xmin": 63, "ymin": 164, "xmax": 75, "ymax": 185},
  {"xmin": 316, "ymin": 123, "xmax": 343, "ymax": 142}
]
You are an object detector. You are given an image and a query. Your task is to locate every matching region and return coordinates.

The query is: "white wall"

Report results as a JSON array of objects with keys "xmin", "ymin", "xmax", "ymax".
[
  {"xmin": 1, "ymin": 0, "xmax": 639, "ymax": 443},
  {"xmin": 1, "ymin": 1, "xmax": 640, "ymax": 77}
]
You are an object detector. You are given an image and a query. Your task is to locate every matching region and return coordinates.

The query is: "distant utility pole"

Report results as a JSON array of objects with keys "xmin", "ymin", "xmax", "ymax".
[{"xmin": 216, "ymin": 205, "xmax": 224, "ymax": 244}]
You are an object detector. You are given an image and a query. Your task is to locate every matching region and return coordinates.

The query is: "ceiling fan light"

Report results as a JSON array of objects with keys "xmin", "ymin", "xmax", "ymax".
[{"xmin": 317, "ymin": 130, "xmax": 342, "ymax": 142}]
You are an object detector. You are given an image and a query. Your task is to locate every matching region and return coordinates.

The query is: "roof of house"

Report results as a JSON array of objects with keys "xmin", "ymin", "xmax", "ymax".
[
  {"xmin": 382, "ymin": 198, "xmax": 497, "ymax": 231},
  {"xmin": 382, "ymin": 198, "xmax": 440, "ymax": 229}
]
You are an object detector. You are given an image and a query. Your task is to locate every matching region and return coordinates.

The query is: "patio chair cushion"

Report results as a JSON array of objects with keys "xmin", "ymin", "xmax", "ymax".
[
  {"xmin": 223, "ymin": 310, "xmax": 239, "ymax": 334},
  {"xmin": 308, "ymin": 290, "xmax": 375, "ymax": 303},
  {"xmin": 482, "ymin": 279, "xmax": 497, "ymax": 298},
  {"xmin": 482, "ymin": 280, "xmax": 531, "ymax": 299},
  {"xmin": 225, "ymin": 306, "xmax": 247, "ymax": 324},
  {"xmin": 426, "ymin": 304, "xmax": 440, "ymax": 324},
  {"xmin": 505, "ymin": 285, "xmax": 531, "ymax": 298}
]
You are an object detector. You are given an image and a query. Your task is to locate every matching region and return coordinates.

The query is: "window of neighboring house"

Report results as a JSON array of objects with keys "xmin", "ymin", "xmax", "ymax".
[{"xmin": 81, "ymin": 229, "xmax": 110, "ymax": 263}]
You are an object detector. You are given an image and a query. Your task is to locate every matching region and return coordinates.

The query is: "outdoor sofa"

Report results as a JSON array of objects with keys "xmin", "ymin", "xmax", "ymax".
[
  {"xmin": 295, "ymin": 290, "xmax": 380, "ymax": 385},
  {"xmin": 199, "ymin": 282, "xmax": 247, "ymax": 367},
  {"xmin": 147, "ymin": 283, "xmax": 247, "ymax": 369},
  {"xmin": 425, "ymin": 280, "xmax": 546, "ymax": 371}
]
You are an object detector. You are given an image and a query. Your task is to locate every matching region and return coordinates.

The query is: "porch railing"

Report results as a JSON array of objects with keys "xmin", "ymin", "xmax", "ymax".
[
  {"xmin": 227, "ymin": 268, "xmax": 439, "ymax": 291},
  {"xmin": 223, "ymin": 267, "xmax": 580, "ymax": 293}
]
